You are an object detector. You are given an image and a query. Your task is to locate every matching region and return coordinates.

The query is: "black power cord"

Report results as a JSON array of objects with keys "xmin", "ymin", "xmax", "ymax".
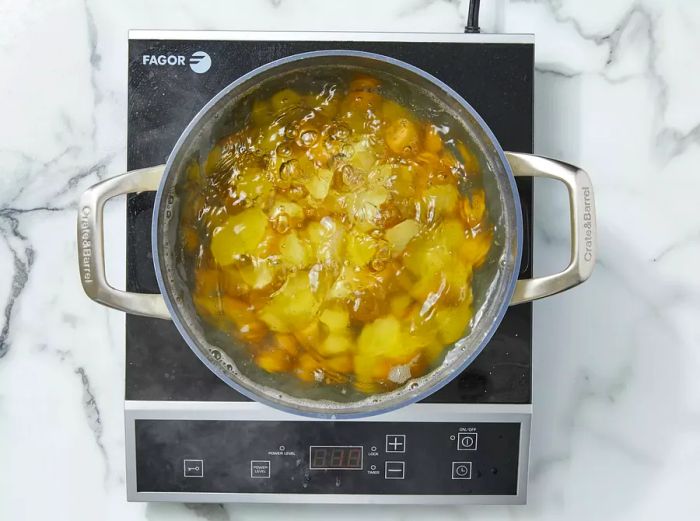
[{"xmin": 465, "ymin": 0, "xmax": 481, "ymax": 33}]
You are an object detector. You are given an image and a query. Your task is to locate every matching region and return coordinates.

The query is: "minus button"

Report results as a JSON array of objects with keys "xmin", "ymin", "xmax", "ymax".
[{"xmin": 385, "ymin": 461, "xmax": 405, "ymax": 479}]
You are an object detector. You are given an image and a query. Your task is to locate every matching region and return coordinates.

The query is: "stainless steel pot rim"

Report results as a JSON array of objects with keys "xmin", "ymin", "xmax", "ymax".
[{"xmin": 150, "ymin": 49, "xmax": 524, "ymax": 418}]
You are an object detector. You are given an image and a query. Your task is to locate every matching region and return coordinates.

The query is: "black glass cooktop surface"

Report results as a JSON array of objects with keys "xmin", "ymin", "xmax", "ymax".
[{"xmin": 126, "ymin": 36, "xmax": 533, "ymax": 404}]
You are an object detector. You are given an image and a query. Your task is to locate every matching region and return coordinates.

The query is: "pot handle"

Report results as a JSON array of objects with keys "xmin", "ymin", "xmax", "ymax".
[
  {"xmin": 77, "ymin": 165, "xmax": 171, "ymax": 319},
  {"xmin": 505, "ymin": 152, "xmax": 597, "ymax": 305}
]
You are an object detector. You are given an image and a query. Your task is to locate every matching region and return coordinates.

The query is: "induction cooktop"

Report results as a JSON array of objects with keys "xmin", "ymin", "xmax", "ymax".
[{"xmin": 125, "ymin": 30, "xmax": 534, "ymax": 504}]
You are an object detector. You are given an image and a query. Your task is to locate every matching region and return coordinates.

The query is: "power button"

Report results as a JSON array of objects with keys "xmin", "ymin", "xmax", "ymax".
[{"xmin": 457, "ymin": 432, "xmax": 478, "ymax": 451}]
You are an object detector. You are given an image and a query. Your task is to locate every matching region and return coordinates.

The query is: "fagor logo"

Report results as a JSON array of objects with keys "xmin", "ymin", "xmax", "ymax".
[
  {"xmin": 188, "ymin": 51, "xmax": 211, "ymax": 73},
  {"xmin": 141, "ymin": 51, "xmax": 211, "ymax": 74}
]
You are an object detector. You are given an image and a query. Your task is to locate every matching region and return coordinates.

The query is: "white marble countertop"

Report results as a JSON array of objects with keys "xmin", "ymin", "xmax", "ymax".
[{"xmin": 1, "ymin": 0, "xmax": 699, "ymax": 519}]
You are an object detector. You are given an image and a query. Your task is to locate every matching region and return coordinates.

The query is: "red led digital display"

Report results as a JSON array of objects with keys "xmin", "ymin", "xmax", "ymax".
[{"xmin": 309, "ymin": 446, "xmax": 363, "ymax": 470}]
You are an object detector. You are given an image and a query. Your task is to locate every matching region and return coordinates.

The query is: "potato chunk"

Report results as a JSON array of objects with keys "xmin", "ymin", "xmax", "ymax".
[
  {"xmin": 235, "ymin": 168, "xmax": 273, "ymax": 200},
  {"xmin": 279, "ymin": 232, "xmax": 312, "ymax": 268},
  {"xmin": 460, "ymin": 227, "xmax": 493, "ymax": 268},
  {"xmin": 304, "ymin": 217, "xmax": 345, "ymax": 264},
  {"xmin": 344, "ymin": 188, "xmax": 389, "ymax": 225},
  {"xmin": 357, "ymin": 315, "xmax": 402, "ymax": 357},
  {"xmin": 385, "ymin": 118, "xmax": 419, "ymax": 154},
  {"xmin": 255, "ymin": 348, "xmax": 291, "ymax": 373},
  {"xmin": 381, "ymin": 99, "xmax": 410, "ymax": 121},
  {"xmin": 318, "ymin": 333, "xmax": 354, "ymax": 357},
  {"xmin": 434, "ymin": 301, "xmax": 473, "ymax": 344},
  {"xmin": 385, "ymin": 219, "xmax": 420, "ymax": 255},
  {"xmin": 269, "ymin": 198, "xmax": 305, "ymax": 230},
  {"xmin": 436, "ymin": 218, "xmax": 465, "ymax": 251},
  {"xmin": 460, "ymin": 189, "xmax": 487, "ymax": 227},
  {"xmin": 210, "ymin": 208, "xmax": 268, "ymax": 265},
  {"xmin": 259, "ymin": 272, "xmax": 320, "ymax": 332},
  {"xmin": 422, "ymin": 184, "xmax": 459, "ymax": 221},
  {"xmin": 319, "ymin": 306, "xmax": 350, "ymax": 333},
  {"xmin": 347, "ymin": 231, "xmax": 378, "ymax": 266},
  {"xmin": 239, "ymin": 258, "xmax": 275, "ymax": 289},
  {"xmin": 403, "ymin": 239, "xmax": 450, "ymax": 278},
  {"xmin": 424, "ymin": 124, "xmax": 444, "ymax": 153},
  {"xmin": 304, "ymin": 168, "xmax": 333, "ymax": 200}
]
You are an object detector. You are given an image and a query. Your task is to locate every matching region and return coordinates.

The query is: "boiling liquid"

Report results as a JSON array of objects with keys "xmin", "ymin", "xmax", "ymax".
[{"xmin": 178, "ymin": 73, "xmax": 493, "ymax": 393}]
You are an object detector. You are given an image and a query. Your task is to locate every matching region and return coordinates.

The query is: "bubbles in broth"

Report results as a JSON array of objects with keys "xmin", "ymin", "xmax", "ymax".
[{"xmin": 177, "ymin": 71, "xmax": 493, "ymax": 394}]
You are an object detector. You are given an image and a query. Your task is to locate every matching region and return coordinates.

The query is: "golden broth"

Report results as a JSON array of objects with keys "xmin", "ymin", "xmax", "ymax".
[{"xmin": 178, "ymin": 74, "xmax": 493, "ymax": 393}]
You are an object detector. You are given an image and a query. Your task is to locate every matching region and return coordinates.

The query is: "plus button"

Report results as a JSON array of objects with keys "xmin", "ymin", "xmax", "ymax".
[{"xmin": 385, "ymin": 434, "xmax": 406, "ymax": 453}]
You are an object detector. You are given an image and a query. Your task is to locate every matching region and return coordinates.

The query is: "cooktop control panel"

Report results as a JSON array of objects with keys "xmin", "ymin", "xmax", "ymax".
[{"xmin": 134, "ymin": 420, "xmax": 521, "ymax": 495}]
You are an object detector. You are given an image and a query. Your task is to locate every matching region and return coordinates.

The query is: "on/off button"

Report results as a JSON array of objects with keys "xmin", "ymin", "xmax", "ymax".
[{"xmin": 457, "ymin": 432, "xmax": 478, "ymax": 451}]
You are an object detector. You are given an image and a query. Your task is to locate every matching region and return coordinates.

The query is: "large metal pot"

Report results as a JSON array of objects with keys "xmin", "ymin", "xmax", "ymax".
[{"xmin": 77, "ymin": 50, "xmax": 597, "ymax": 418}]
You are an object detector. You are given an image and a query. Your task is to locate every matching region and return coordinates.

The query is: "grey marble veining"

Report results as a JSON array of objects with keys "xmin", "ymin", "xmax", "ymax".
[{"xmin": 0, "ymin": 0, "xmax": 699, "ymax": 519}]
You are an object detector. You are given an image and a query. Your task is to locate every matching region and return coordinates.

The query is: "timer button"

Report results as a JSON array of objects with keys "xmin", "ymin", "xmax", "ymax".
[
  {"xmin": 386, "ymin": 434, "xmax": 406, "ymax": 453},
  {"xmin": 451, "ymin": 461, "xmax": 472, "ymax": 480}
]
